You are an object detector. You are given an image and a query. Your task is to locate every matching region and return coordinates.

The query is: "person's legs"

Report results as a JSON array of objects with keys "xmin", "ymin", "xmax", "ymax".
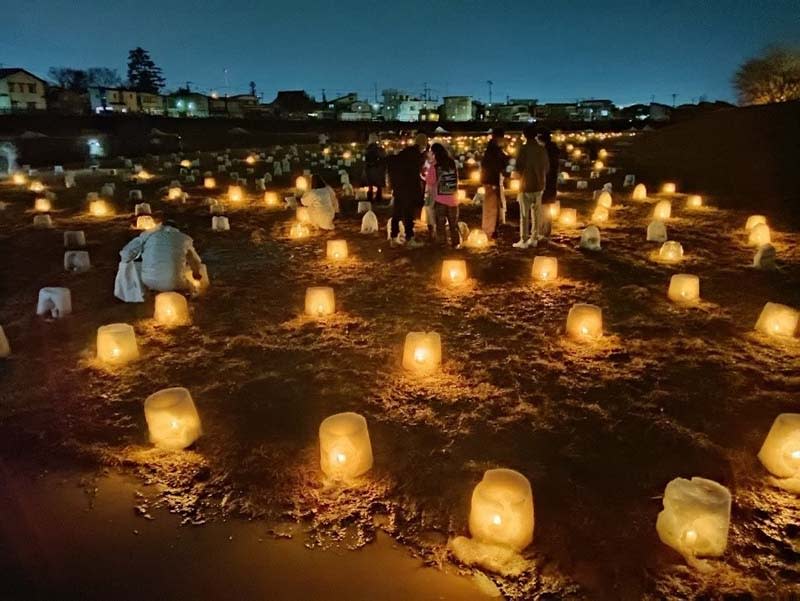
[
  {"xmin": 390, "ymin": 195, "xmax": 403, "ymax": 239},
  {"xmin": 366, "ymin": 184, "xmax": 374, "ymax": 204},
  {"xmin": 532, "ymin": 191, "xmax": 543, "ymax": 241},
  {"xmin": 402, "ymin": 201, "xmax": 416, "ymax": 241},
  {"xmin": 434, "ymin": 203, "xmax": 447, "ymax": 245},
  {"xmin": 375, "ymin": 184, "xmax": 383, "ymax": 203},
  {"xmin": 482, "ymin": 185, "xmax": 499, "ymax": 237},
  {"xmin": 518, "ymin": 192, "xmax": 533, "ymax": 242},
  {"xmin": 447, "ymin": 205, "xmax": 460, "ymax": 247}
]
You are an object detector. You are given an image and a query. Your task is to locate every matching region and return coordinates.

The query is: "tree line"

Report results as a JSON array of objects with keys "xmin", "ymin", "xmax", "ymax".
[{"xmin": 48, "ymin": 47, "xmax": 165, "ymax": 94}]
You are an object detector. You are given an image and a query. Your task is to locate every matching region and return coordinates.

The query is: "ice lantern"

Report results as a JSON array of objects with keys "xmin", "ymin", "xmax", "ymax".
[
  {"xmin": 668, "ymin": 274, "xmax": 700, "ymax": 303},
  {"xmin": 632, "ymin": 183, "xmax": 647, "ymax": 201},
  {"xmin": 558, "ymin": 208, "xmax": 577, "ymax": 227},
  {"xmin": 327, "ymin": 240, "xmax": 349, "ymax": 261},
  {"xmin": 227, "ymin": 185, "xmax": 243, "ymax": 202},
  {"xmin": 89, "ymin": 200, "xmax": 112, "ymax": 217},
  {"xmin": 745, "ymin": 215, "xmax": 766, "ymax": 232},
  {"xmin": 34, "ymin": 197, "xmax": 51, "ymax": 212},
  {"xmin": 319, "ymin": 412, "xmax": 373, "ymax": 481},
  {"xmin": 441, "ymin": 259, "xmax": 468, "ymax": 286},
  {"xmin": 469, "ymin": 469, "xmax": 534, "ymax": 552},
  {"xmin": 687, "ymin": 195, "xmax": 703, "ymax": 209},
  {"xmin": 465, "ymin": 229, "xmax": 489, "ymax": 248},
  {"xmin": 154, "ymin": 292, "xmax": 190, "ymax": 327},
  {"xmin": 653, "ymin": 200, "xmax": 672, "ymax": 220},
  {"xmin": 402, "ymin": 331, "xmax": 442, "ymax": 374},
  {"xmin": 748, "ymin": 223, "xmax": 771, "ymax": 247},
  {"xmin": 661, "ymin": 182, "xmax": 677, "ymax": 194},
  {"xmin": 566, "ymin": 304, "xmax": 603, "ymax": 340},
  {"xmin": 305, "ymin": 287, "xmax": 335, "ymax": 317},
  {"xmin": 659, "ymin": 241, "xmax": 684, "ymax": 264},
  {"xmin": 96, "ymin": 323, "xmax": 139, "ymax": 365},
  {"xmin": 532, "ymin": 256, "xmax": 558, "ymax": 282},
  {"xmin": 656, "ymin": 477, "xmax": 731, "ymax": 560},
  {"xmin": 144, "ymin": 387, "xmax": 202, "ymax": 450},
  {"xmin": 203, "ymin": 176, "xmax": 216, "ymax": 189},
  {"xmin": 136, "ymin": 215, "xmax": 157, "ymax": 230},
  {"xmin": 295, "ymin": 176, "xmax": 309, "ymax": 192},
  {"xmin": 754, "ymin": 302, "xmax": 799, "ymax": 338},
  {"xmin": 758, "ymin": 413, "xmax": 800, "ymax": 484},
  {"xmin": 290, "ymin": 223, "xmax": 310, "ymax": 239}
]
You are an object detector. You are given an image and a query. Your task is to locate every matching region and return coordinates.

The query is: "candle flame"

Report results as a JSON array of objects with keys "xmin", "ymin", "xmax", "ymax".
[
  {"xmin": 791, "ymin": 450, "xmax": 800, "ymax": 460},
  {"xmin": 414, "ymin": 347, "xmax": 428, "ymax": 364},
  {"xmin": 684, "ymin": 529, "xmax": 698, "ymax": 546},
  {"xmin": 111, "ymin": 347, "xmax": 120, "ymax": 358},
  {"xmin": 491, "ymin": 514, "xmax": 502, "ymax": 526},
  {"xmin": 170, "ymin": 419, "xmax": 179, "ymax": 430},
  {"xmin": 335, "ymin": 452, "xmax": 347, "ymax": 464},
  {"xmin": 580, "ymin": 325, "xmax": 589, "ymax": 335}
]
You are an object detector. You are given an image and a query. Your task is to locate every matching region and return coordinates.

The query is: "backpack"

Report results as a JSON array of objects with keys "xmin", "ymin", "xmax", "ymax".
[{"xmin": 436, "ymin": 164, "xmax": 458, "ymax": 196}]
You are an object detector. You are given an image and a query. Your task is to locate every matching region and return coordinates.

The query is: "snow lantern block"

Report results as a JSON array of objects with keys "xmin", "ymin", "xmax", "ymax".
[
  {"xmin": 209, "ymin": 201, "xmax": 225, "ymax": 216},
  {"xmin": 457, "ymin": 189, "xmax": 467, "ymax": 203},
  {"xmin": 203, "ymin": 177, "xmax": 216, "ymax": 189},
  {"xmin": 469, "ymin": 468, "xmax": 534, "ymax": 552},
  {"xmin": 34, "ymin": 197, "xmax": 51, "ymax": 212},
  {"xmin": 96, "ymin": 323, "xmax": 139, "ymax": 365},
  {"xmin": 653, "ymin": 200, "xmax": 671, "ymax": 221},
  {"xmin": 592, "ymin": 206, "xmax": 609, "ymax": 224},
  {"xmin": 227, "ymin": 185, "xmax": 243, "ymax": 202},
  {"xmin": 465, "ymin": 229, "xmax": 489, "ymax": 248},
  {"xmin": 745, "ymin": 215, "xmax": 766, "ymax": 231},
  {"xmin": 558, "ymin": 171, "xmax": 570, "ymax": 183},
  {"xmin": 532, "ymin": 256, "xmax": 558, "ymax": 282},
  {"xmin": 135, "ymin": 203, "xmax": 152, "ymax": 216},
  {"xmin": 631, "ymin": 183, "xmax": 647, "ymax": 200},
  {"xmin": 64, "ymin": 251, "xmax": 91, "ymax": 273},
  {"xmin": 305, "ymin": 287, "xmax": 335, "ymax": 318},
  {"xmin": 295, "ymin": 176, "xmax": 308, "ymax": 192},
  {"xmin": 558, "ymin": 208, "xmax": 577, "ymax": 227},
  {"xmin": 576, "ymin": 180, "xmax": 588, "ymax": 190},
  {"xmin": 89, "ymin": 200, "xmax": 112, "ymax": 217},
  {"xmin": 656, "ymin": 477, "xmax": 731, "ymax": 560},
  {"xmin": 33, "ymin": 214, "xmax": 53, "ymax": 228},
  {"xmin": 758, "ymin": 413, "xmax": 800, "ymax": 480},
  {"xmin": 144, "ymin": 387, "xmax": 202, "ymax": 451},
  {"xmin": 659, "ymin": 241, "xmax": 684, "ymax": 264},
  {"xmin": 753, "ymin": 244, "xmax": 776, "ymax": 270},
  {"xmin": 580, "ymin": 225, "xmax": 601, "ymax": 251},
  {"xmin": 668, "ymin": 274, "xmax": 700, "ymax": 303},
  {"xmin": 441, "ymin": 260, "xmax": 468, "ymax": 286},
  {"xmin": 100, "ymin": 183, "xmax": 115, "ymax": 197},
  {"xmin": 212, "ymin": 216, "xmax": 230, "ymax": 231},
  {"xmin": 264, "ymin": 191, "xmax": 280, "ymax": 207},
  {"xmin": 36, "ymin": 287, "xmax": 72, "ymax": 318},
  {"xmin": 290, "ymin": 222, "xmax": 310, "ymax": 239},
  {"xmin": 319, "ymin": 412, "xmax": 373, "ymax": 481},
  {"xmin": 402, "ymin": 331, "xmax": 441, "ymax": 374},
  {"xmin": 28, "ymin": 180, "xmax": 44, "ymax": 192},
  {"xmin": 136, "ymin": 215, "xmax": 157, "ymax": 230},
  {"xmin": 661, "ymin": 182, "xmax": 677, "ymax": 194},
  {"xmin": 748, "ymin": 223, "xmax": 771, "ymax": 247},
  {"xmin": 593, "ymin": 160, "xmax": 604, "ymax": 171},
  {"xmin": 154, "ymin": 292, "xmax": 190, "ymax": 327},
  {"xmin": 755, "ymin": 302, "xmax": 799, "ymax": 338},
  {"xmin": 86, "ymin": 192, "xmax": 99, "ymax": 202},
  {"xmin": 63, "ymin": 231, "xmax": 86, "ymax": 248},
  {"xmin": 326, "ymin": 240, "xmax": 348, "ymax": 261},
  {"xmin": 0, "ymin": 326, "xmax": 9, "ymax": 358},
  {"xmin": 647, "ymin": 220, "xmax": 668, "ymax": 242},
  {"xmin": 687, "ymin": 195, "xmax": 703, "ymax": 209},
  {"xmin": 357, "ymin": 201, "xmax": 372, "ymax": 214},
  {"xmin": 129, "ymin": 189, "xmax": 143, "ymax": 201},
  {"xmin": 596, "ymin": 191, "xmax": 612, "ymax": 208},
  {"xmin": 547, "ymin": 200, "xmax": 561, "ymax": 219},
  {"xmin": 296, "ymin": 206, "xmax": 311, "ymax": 224},
  {"xmin": 567, "ymin": 304, "xmax": 603, "ymax": 340}
]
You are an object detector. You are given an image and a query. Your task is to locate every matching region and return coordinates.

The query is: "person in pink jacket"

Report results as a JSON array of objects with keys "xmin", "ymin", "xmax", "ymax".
[{"xmin": 425, "ymin": 143, "xmax": 461, "ymax": 248}]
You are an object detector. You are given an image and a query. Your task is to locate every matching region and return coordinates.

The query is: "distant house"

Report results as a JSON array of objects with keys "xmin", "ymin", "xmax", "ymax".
[
  {"xmin": 271, "ymin": 90, "xmax": 318, "ymax": 119},
  {"xmin": 0, "ymin": 68, "xmax": 47, "ymax": 112},
  {"xmin": 89, "ymin": 87, "xmax": 139, "ymax": 113},
  {"xmin": 166, "ymin": 92, "xmax": 209, "ymax": 118},
  {"xmin": 489, "ymin": 103, "xmax": 533, "ymax": 122},
  {"xmin": 537, "ymin": 103, "xmax": 579, "ymax": 120},
  {"xmin": 138, "ymin": 92, "xmax": 165, "ymax": 115},
  {"xmin": 338, "ymin": 101, "xmax": 373, "ymax": 121},
  {"xmin": 442, "ymin": 96, "xmax": 474, "ymax": 122},
  {"xmin": 576, "ymin": 99, "xmax": 617, "ymax": 120}
]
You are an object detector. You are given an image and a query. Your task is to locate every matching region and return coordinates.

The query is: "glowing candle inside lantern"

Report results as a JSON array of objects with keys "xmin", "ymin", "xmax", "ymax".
[
  {"xmin": 327, "ymin": 239, "xmax": 348, "ymax": 261},
  {"xmin": 204, "ymin": 177, "xmax": 216, "ymax": 189},
  {"xmin": 296, "ymin": 206, "xmax": 311, "ymax": 224},
  {"xmin": 758, "ymin": 413, "xmax": 800, "ymax": 482},
  {"xmin": 547, "ymin": 201, "xmax": 561, "ymax": 219},
  {"xmin": 592, "ymin": 206, "xmax": 609, "ymax": 223},
  {"xmin": 593, "ymin": 160, "xmax": 604, "ymax": 171},
  {"xmin": 167, "ymin": 186, "xmax": 182, "ymax": 200},
  {"xmin": 180, "ymin": 159, "xmax": 192, "ymax": 168},
  {"xmin": 532, "ymin": 256, "xmax": 558, "ymax": 282},
  {"xmin": 748, "ymin": 223, "xmax": 771, "ymax": 247},
  {"xmin": 227, "ymin": 185, "xmax": 243, "ymax": 202},
  {"xmin": 144, "ymin": 387, "xmax": 202, "ymax": 450},
  {"xmin": 12, "ymin": 173, "xmax": 27, "ymax": 186},
  {"xmin": 28, "ymin": 181, "xmax": 44, "ymax": 193},
  {"xmin": 661, "ymin": 182, "xmax": 677, "ymax": 194},
  {"xmin": 668, "ymin": 274, "xmax": 700, "ymax": 303},
  {"xmin": 245, "ymin": 155, "xmax": 257, "ymax": 165},
  {"xmin": 295, "ymin": 176, "xmax": 309, "ymax": 192},
  {"xmin": 264, "ymin": 191, "xmax": 279, "ymax": 207},
  {"xmin": 402, "ymin": 331, "xmax": 441, "ymax": 374},
  {"xmin": 290, "ymin": 222, "xmax": 310, "ymax": 239},
  {"xmin": 509, "ymin": 179, "xmax": 521, "ymax": 192},
  {"xmin": 558, "ymin": 208, "xmax": 577, "ymax": 227},
  {"xmin": 319, "ymin": 412, "xmax": 373, "ymax": 481},
  {"xmin": 441, "ymin": 260, "xmax": 467, "ymax": 286},
  {"xmin": 754, "ymin": 302, "xmax": 799, "ymax": 338},
  {"xmin": 631, "ymin": 183, "xmax": 647, "ymax": 201},
  {"xmin": 656, "ymin": 477, "xmax": 731, "ymax": 560},
  {"xmin": 136, "ymin": 170, "xmax": 152, "ymax": 181},
  {"xmin": 571, "ymin": 149, "xmax": 582, "ymax": 160},
  {"xmin": 653, "ymin": 200, "xmax": 672, "ymax": 220},
  {"xmin": 687, "ymin": 195, "xmax": 702, "ymax": 209},
  {"xmin": 305, "ymin": 287, "xmax": 335, "ymax": 317},
  {"xmin": 745, "ymin": 215, "xmax": 766, "ymax": 231},
  {"xmin": 457, "ymin": 189, "xmax": 467, "ymax": 202},
  {"xmin": 596, "ymin": 191, "xmax": 612, "ymax": 208},
  {"xmin": 470, "ymin": 170, "xmax": 481, "ymax": 184},
  {"xmin": 598, "ymin": 148, "xmax": 608, "ymax": 160},
  {"xmin": 566, "ymin": 304, "xmax": 603, "ymax": 340},
  {"xmin": 96, "ymin": 323, "xmax": 139, "ymax": 365},
  {"xmin": 135, "ymin": 215, "xmax": 157, "ymax": 230},
  {"xmin": 34, "ymin": 197, "xmax": 51, "ymax": 212},
  {"xmin": 658, "ymin": 241, "xmax": 684, "ymax": 264},
  {"xmin": 469, "ymin": 469, "xmax": 534, "ymax": 551},
  {"xmin": 466, "ymin": 229, "xmax": 489, "ymax": 248},
  {"xmin": 89, "ymin": 200, "xmax": 112, "ymax": 217},
  {"xmin": 154, "ymin": 292, "xmax": 190, "ymax": 327}
]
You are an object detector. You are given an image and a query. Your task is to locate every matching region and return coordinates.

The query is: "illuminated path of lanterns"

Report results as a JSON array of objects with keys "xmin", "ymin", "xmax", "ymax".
[{"xmin": 0, "ymin": 132, "xmax": 798, "ymax": 598}]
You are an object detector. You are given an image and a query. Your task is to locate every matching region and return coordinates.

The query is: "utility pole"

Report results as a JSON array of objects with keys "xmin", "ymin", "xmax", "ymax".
[
  {"xmin": 321, "ymin": 88, "xmax": 327, "ymax": 103},
  {"xmin": 185, "ymin": 81, "xmax": 193, "ymax": 92},
  {"xmin": 671, "ymin": 93, "xmax": 678, "ymax": 107},
  {"xmin": 373, "ymin": 82, "xmax": 378, "ymax": 104},
  {"xmin": 486, "ymin": 80, "xmax": 493, "ymax": 105}
]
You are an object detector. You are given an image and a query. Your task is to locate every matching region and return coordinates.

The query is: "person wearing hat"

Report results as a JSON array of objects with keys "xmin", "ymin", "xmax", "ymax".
[{"xmin": 388, "ymin": 132, "xmax": 428, "ymax": 248}]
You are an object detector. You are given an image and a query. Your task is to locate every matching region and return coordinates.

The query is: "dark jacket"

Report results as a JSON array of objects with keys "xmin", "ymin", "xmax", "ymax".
[
  {"xmin": 364, "ymin": 142, "xmax": 386, "ymax": 186},
  {"xmin": 515, "ymin": 141, "xmax": 549, "ymax": 193},
  {"xmin": 480, "ymin": 140, "xmax": 509, "ymax": 186},
  {"xmin": 388, "ymin": 146, "xmax": 426, "ymax": 206},
  {"xmin": 543, "ymin": 140, "xmax": 559, "ymax": 201}
]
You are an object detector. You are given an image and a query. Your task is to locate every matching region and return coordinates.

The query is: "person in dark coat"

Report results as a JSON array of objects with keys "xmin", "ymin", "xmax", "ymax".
[
  {"xmin": 480, "ymin": 128, "xmax": 509, "ymax": 238},
  {"xmin": 364, "ymin": 133, "xmax": 386, "ymax": 204},
  {"xmin": 539, "ymin": 130, "xmax": 560, "ymax": 203},
  {"xmin": 388, "ymin": 133, "xmax": 428, "ymax": 248}
]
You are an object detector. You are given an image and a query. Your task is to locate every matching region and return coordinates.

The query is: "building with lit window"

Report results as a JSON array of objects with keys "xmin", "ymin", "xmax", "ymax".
[
  {"xmin": 166, "ymin": 92, "xmax": 209, "ymax": 118},
  {"xmin": 0, "ymin": 68, "xmax": 47, "ymax": 112}
]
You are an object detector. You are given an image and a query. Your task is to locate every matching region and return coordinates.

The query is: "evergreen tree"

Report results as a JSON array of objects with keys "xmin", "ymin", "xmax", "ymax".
[{"xmin": 127, "ymin": 47, "xmax": 166, "ymax": 94}]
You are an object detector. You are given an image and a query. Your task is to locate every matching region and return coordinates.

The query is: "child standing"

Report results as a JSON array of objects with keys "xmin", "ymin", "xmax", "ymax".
[{"xmin": 425, "ymin": 143, "xmax": 460, "ymax": 248}]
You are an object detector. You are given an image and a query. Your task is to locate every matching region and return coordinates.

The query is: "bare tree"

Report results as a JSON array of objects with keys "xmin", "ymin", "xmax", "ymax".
[
  {"xmin": 733, "ymin": 46, "xmax": 800, "ymax": 105},
  {"xmin": 87, "ymin": 68, "xmax": 122, "ymax": 88}
]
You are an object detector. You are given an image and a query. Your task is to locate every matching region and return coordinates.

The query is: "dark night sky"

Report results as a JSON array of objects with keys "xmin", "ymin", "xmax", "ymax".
[{"xmin": 3, "ymin": 0, "xmax": 799, "ymax": 105}]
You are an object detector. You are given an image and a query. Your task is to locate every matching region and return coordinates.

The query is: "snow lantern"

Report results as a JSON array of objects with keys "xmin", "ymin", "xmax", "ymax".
[
  {"xmin": 566, "ymin": 304, "xmax": 603, "ymax": 340},
  {"xmin": 89, "ymin": 200, "xmax": 112, "ymax": 217},
  {"xmin": 33, "ymin": 214, "xmax": 53, "ymax": 228},
  {"xmin": 558, "ymin": 208, "xmax": 577, "ymax": 227},
  {"xmin": 656, "ymin": 477, "xmax": 730, "ymax": 560},
  {"xmin": 144, "ymin": 387, "xmax": 202, "ymax": 450},
  {"xmin": 34, "ymin": 197, "xmax": 51, "ymax": 212},
  {"xmin": 457, "ymin": 189, "xmax": 467, "ymax": 202},
  {"xmin": 469, "ymin": 469, "xmax": 534, "ymax": 551},
  {"xmin": 245, "ymin": 155, "xmax": 257, "ymax": 165},
  {"xmin": 687, "ymin": 195, "xmax": 703, "ymax": 209},
  {"xmin": 96, "ymin": 323, "xmax": 139, "ymax": 365},
  {"xmin": 264, "ymin": 191, "xmax": 280, "ymax": 208},
  {"xmin": 319, "ymin": 412, "xmax": 373, "ymax": 481},
  {"xmin": 591, "ymin": 206, "xmax": 609, "ymax": 224},
  {"xmin": 227, "ymin": 185, "xmax": 243, "ymax": 203},
  {"xmin": 470, "ymin": 170, "xmax": 481, "ymax": 184},
  {"xmin": 658, "ymin": 241, "xmax": 684, "ymax": 264},
  {"xmin": 653, "ymin": 200, "xmax": 671, "ymax": 221},
  {"xmin": 136, "ymin": 215, "xmax": 157, "ymax": 230},
  {"xmin": 402, "ymin": 331, "xmax": 441, "ymax": 374},
  {"xmin": 580, "ymin": 226, "xmax": 601, "ymax": 251},
  {"xmin": 532, "ymin": 256, "xmax": 558, "ymax": 282},
  {"xmin": 596, "ymin": 191, "xmax": 612, "ymax": 209},
  {"xmin": 647, "ymin": 221, "xmax": 668, "ymax": 243},
  {"xmin": 305, "ymin": 287, "xmax": 335, "ymax": 317},
  {"xmin": 167, "ymin": 186, "xmax": 182, "ymax": 200},
  {"xmin": 357, "ymin": 201, "xmax": 372, "ymax": 214},
  {"xmin": 296, "ymin": 206, "xmax": 311, "ymax": 224},
  {"xmin": 632, "ymin": 183, "xmax": 647, "ymax": 201},
  {"xmin": 204, "ymin": 177, "xmax": 216, "ymax": 189},
  {"xmin": 509, "ymin": 179, "xmax": 521, "ymax": 192},
  {"xmin": 28, "ymin": 180, "xmax": 44, "ymax": 193},
  {"xmin": 753, "ymin": 244, "xmax": 777, "ymax": 270},
  {"xmin": 154, "ymin": 292, "xmax": 190, "ymax": 327},
  {"xmin": 36, "ymin": 287, "xmax": 72, "ymax": 318},
  {"xmin": 623, "ymin": 174, "xmax": 636, "ymax": 187},
  {"xmin": 547, "ymin": 201, "xmax": 561, "ymax": 219},
  {"xmin": 12, "ymin": 173, "xmax": 27, "ymax": 186},
  {"xmin": 745, "ymin": 215, "xmax": 766, "ymax": 232},
  {"xmin": 134, "ymin": 203, "xmax": 152, "ymax": 216},
  {"xmin": 295, "ymin": 176, "xmax": 309, "ymax": 193},
  {"xmin": 661, "ymin": 182, "xmax": 677, "ymax": 194},
  {"xmin": 576, "ymin": 180, "xmax": 588, "ymax": 189},
  {"xmin": 63, "ymin": 231, "xmax": 86, "ymax": 248},
  {"xmin": 180, "ymin": 159, "xmax": 192, "ymax": 168},
  {"xmin": 593, "ymin": 160, "xmax": 604, "ymax": 171},
  {"xmin": 758, "ymin": 413, "xmax": 800, "ymax": 483},
  {"xmin": 754, "ymin": 302, "xmax": 798, "ymax": 338},
  {"xmin": 360, "ymin": 211, "xmax": 379, "ymax": 234},
  {"xmin": 598, "ymin": 149, "xmax": 608, "ymax": 160},
  {"xmin": 290, "ymin": 222, "xmax": 310, "ymax": 239},
  {"xmin": 64, "ymin": 250, "xmax": 91, "ymax": 273},
  {"xmin": 0, "ymin": 326, "xmax": 9, "ymax": 358},
  {"xmin": 748, "ymin": 223, "xmax": 771, "ymax": 247},
  {"xmin": 668, "ymin": 274, "xmax": 700, "ymax": 303},
  {"xmin": 212, "ymin": 216, "xmax": 230, "ymax": 231},
  {"xmin": 441, "ymin": 259, "xmax": 468, "ymax": 286},
  {"xmin": 465, "ymin": 229, "xmax": 489, "ymax": 248}
]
